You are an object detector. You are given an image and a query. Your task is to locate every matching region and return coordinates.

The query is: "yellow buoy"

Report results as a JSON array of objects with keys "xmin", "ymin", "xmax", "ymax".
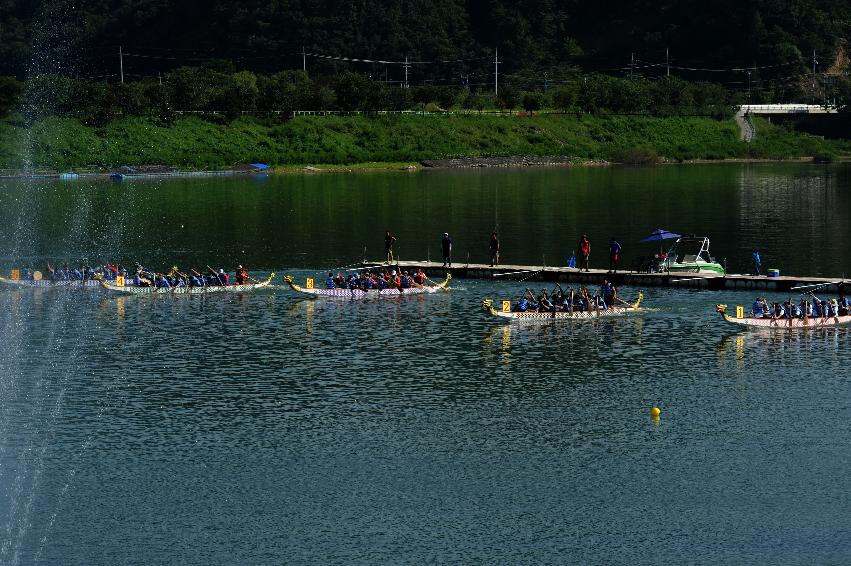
[{"xmin": 650, "ymin": 407, "xmax": 661, "ymax": 418}]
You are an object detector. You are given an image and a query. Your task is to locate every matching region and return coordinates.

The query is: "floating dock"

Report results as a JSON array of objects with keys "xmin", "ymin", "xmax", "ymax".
[{"xmin": 362, "ymin": 260, "xmax": 846, "ymax": 293}]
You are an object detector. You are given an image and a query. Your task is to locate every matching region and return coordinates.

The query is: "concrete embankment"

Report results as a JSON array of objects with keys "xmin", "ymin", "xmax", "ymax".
[{"xmin": 362, "ymin": 260, "xmax": 845, "ymax": 293}]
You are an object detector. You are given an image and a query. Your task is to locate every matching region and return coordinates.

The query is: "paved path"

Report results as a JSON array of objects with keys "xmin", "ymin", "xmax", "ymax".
[{"xmin": 734, "ymin": 110, "xmax": 755, "ymax": 142}]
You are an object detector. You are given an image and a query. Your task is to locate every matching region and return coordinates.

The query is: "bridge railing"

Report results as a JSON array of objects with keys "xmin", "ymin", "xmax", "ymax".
[{"xmin": 740, "ymin": 104, "xmax": 838, "ymax": 114}]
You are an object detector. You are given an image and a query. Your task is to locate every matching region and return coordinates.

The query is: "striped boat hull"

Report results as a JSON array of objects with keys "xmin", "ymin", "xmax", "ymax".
[
  {"xmin": 97, "ymin": 273, "xmax": 275, "ymax": 295},
  {"xmin": 283, "ymin": 274, "xmax": 451, "ymax": 298},
  {"xmin": 0, "ymin": 276, "xmax": 100, "ymax": 288},
  {"xmin": 716, "ymin": 305, "xmax": 851, "ymax": 329}
]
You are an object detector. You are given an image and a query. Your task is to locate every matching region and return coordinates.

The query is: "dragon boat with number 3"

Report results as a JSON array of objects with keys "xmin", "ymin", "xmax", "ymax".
[
  {"xmin": 95, "ymin": 273, "xmax": 275, "ymax": 295},
  {"xmin": 0, "ymin": 270, "xmax": 100, "ymax": 288},
  {"xmin": 715, "ymin": 304, "xmax": 851, "ymax": 329},
  {"xmin": 482, "ymin": 292, "xmax": 644, "ymax": 321},
  {"xmin": 282, "ymin": 273, "xmax": 451, "ymax": 298}
]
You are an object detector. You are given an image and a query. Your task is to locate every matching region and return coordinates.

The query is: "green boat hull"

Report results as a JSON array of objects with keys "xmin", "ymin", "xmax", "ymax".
[{"xmin": 668, "ymin": 262, "xmax": 726, "ymax": 274}]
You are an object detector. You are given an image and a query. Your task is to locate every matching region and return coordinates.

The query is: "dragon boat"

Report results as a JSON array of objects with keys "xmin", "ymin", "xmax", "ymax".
[
  {"xmin": 715, "ymin": 304, "xmax": 851, "ymax": 329},
  {"xmin": 95, "ymin": 273, "xmax": 275, "ymax": 295},
  {"xmin": 282, "ymin": 273, "xmax": 451, "ymax": 298},
  {"xmin": 482, "ymin": 292, "xmax": 643, "ymax": 321}
]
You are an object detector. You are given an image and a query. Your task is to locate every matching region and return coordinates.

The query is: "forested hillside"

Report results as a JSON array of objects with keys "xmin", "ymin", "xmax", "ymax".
[
  {"xmin": 1, "ymin": 0, "xmax": 849, "ymax": 82},
  {"xmin": 0, "ymin": 0, "xmax": 849, "ymax": 119}
]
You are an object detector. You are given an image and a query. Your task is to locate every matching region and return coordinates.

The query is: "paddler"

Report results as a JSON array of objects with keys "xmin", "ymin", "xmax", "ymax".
[
  {"xmin": 208, "ymin": 267, "xmax": 227, "ymax": 285},
  {"xmin": 235, "ymin": 265, "xmax": 249, "ymax": 285},
  {"xmin": 414, "ymin": 268, "xmax": 426, "ymax": 285}
]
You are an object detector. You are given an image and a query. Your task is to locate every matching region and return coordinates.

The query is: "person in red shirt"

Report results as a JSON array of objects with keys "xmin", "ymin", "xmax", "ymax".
[
  {"xmin": 413, "ymin": 268, "xmax": 426, "ymax": 285},
  {"xmin": 235, "ymin": 265, "xmax": 249, "ymax": 285},
  {"xmin": 578, "ymin": 235, "xmax": 591, "ymax": 272}
]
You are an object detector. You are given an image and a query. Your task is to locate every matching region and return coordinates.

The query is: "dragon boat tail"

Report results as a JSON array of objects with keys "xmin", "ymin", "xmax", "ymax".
[
  {"xmin": 283, "ymin": 273, "xmax": 451, "ymax": 298},
  {"xmin": 715, "ymin": 304, "xmax": 851, "ymax": 329},
  {"xmin": 482, "ymin": 292, "xmax": 643, "ymax": 320}
]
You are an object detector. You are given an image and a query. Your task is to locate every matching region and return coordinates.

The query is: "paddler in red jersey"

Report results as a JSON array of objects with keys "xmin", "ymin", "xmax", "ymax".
[
  {"xmin": 414, "ymin": 268, "xmax": 426, "ymax": 285},
  {"xmin": 235, "ymin": 265, "xmax": 249, "ymax": 285}
]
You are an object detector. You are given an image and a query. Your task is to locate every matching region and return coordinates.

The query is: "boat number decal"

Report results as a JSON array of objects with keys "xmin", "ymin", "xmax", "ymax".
[
  {"xmin": 736, "ymin": 306, "xmax": 744, "ymax": 319},
  {"xmin": 306, "ymin": 278, "xmax": 314, "ymax": 289},
  {"xmin": 116, "ymin": 275, "xmax": 125, "ymax": 287},
  {"xmin": 10, "ymin": 269, "xmax": 20, "ymax": 280},
  {"xmin": 502, "ymin": 300, "xmax": 511, "ymax": 312}
]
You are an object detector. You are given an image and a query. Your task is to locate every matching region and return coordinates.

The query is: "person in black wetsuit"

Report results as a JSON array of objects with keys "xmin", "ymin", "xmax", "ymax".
[
  {"xmin": 384, "ymin": 230, "xmax": 397, "ymax": 263},
  {"xmin": 441, "ymin": 232, "xmax": 452, "ymax": 267}
]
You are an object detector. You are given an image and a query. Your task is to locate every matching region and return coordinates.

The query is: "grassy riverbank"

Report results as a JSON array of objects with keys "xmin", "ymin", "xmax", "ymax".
[{"xmin": 1, "ymin": 114, "xmax": 849, "ymax": 171}]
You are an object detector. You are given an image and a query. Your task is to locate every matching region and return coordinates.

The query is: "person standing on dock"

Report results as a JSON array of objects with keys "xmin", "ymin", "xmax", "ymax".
[
  {"xmin": 490, "ymin": 232, "xmax": 500, "ymax": 266},
  {"xmin": 609, "ymin": 237, "xmax": 622, "ymax": 273},
  {"xmin": 751, "ymin": 250, "xmax": 761, "ymax": 276},
  {"xmin": 578, "ymin": 235, "xmax": 591, "ymax": 272},
  {"xmin": 385, "ymin": 230, "xmax": 397, "ymax": 263},
  {"xmin": 441, "ymin": 232, "xmax": 453, "ymax": 267}
]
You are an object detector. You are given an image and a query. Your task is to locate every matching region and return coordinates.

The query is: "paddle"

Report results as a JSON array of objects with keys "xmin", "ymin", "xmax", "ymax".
[
  {"xmin": 569, "ymin": 288, "xmax": 574, "ymax": 316},
  {"xmin": 790, "ymin": 281, "xmax": 841, "ymax": 292}
]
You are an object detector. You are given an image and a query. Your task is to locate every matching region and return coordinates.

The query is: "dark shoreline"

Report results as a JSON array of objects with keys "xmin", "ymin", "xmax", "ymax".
[{"xmin": 3, "ymin": 156, "xmax": 848, "ymax": 181}]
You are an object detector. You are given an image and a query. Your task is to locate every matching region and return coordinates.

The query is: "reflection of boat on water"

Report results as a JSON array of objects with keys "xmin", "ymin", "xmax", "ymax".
[
  {"xmin": 282, "ymin": 274, "xmax": 451, "ymax": 298},
  {"xmin": 96, "ymin": 273, "xmax": 275, "ymax": 295},
  {"xmin": 715, "ymin": 304, "xmax": 851, "ymax": 329},
  {"xmin": 481, "ymin": 292, "xmax": 643, "ymax": 321},
  {"xmin": 666, "ymin": 236, "xmax": 725, "ymax": 274}
]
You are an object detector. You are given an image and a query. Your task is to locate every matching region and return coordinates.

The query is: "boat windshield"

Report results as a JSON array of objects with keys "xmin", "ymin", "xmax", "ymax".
[{"xmin": 667, "ymin": 237, "xmax": 713, "ymax": 263}]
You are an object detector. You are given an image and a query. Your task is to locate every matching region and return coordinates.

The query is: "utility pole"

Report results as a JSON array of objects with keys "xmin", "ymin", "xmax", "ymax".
[
  {"xmin": 494, "ymin": 48, "xmax": 501, "ymax": 96},
  {"xmin": 119, "ymin": 45, "xmax": 124, "ymax": 84},
  {"xmin": 630, "ymin": 52, "xmax": 634, "ymax": 80},
  {"xmin": 158, "ymin": 72, "xmax": 162, "ymax": 86},
  {"xmin": 404, "ymin": 56, "xmax": 410, "ymax": 89},
  {"xmin": 666, "ymin": 48, "xmax": 670, "ymax": 77},
  {"xmin": 747, "ymin": 70, "xmax": 751, "ymax": 100},
  {"xmin": 302, "ymin": 46, "xmax": 307, "ymax": 73},
  {"xmin": 812, "ymin": 49, "xmax": 817, "ymax": 93}
]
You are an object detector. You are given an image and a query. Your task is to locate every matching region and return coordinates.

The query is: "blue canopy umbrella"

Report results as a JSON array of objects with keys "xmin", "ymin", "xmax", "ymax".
[
  {"xmin": 639, "ymin": 229, "xmax": 681, "ymax": 255},
  {"xmin": 639, "ymin": 229, "xmax": 681, "ymax": 243}
]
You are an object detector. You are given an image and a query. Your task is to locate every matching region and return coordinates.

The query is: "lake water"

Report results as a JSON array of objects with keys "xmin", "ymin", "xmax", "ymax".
[{"xmin": 1, "ymin": 164, "xmax": 851, "ymax": 564}]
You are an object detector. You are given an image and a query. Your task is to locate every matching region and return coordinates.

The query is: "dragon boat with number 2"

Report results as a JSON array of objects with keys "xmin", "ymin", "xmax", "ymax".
[
  {"xmin": 482, "ymin": 292, "xmax": 644, "ymax": 321},
  {"xmin": 283, "ymin": 273, "xmax": 451, "ymax": 298},
  {"xmin": 715, "ymin": 304, "xmax": 851, "ymax": 329},
  {"xmin": 0, "ymin": 270, "xmax": 100, "ymax": 289},
  {"xmin": 95, "ymin": 273, "xmax": 275, "ymax": 295}
]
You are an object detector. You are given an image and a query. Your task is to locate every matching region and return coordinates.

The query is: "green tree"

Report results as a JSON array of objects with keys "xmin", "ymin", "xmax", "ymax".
[
  {"xmin": 550, "ymin": 85, "xmax": 577, "ymax": 111},
  {"xmin": 167, "ymin": 67, "xmax": 212, "ymax": 111},
  {"xmin": 521, "ymin": 91, "xmax": 543, "ymax": 112},
  {"xmin": 333, "ymin": 72, "xmax": 373, "ymax": 111},
  {"xmin": 0, "ymin": 76, "xmax": 22, "ymax": 116}
]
